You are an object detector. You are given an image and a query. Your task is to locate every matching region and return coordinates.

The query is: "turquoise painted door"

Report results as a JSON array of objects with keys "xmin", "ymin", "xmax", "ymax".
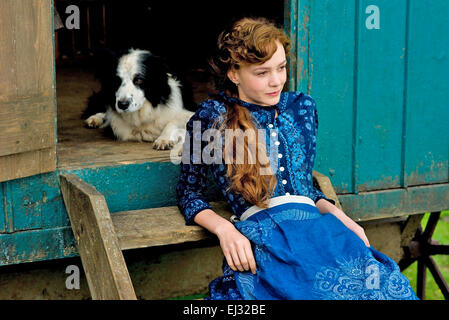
[{"xmin": 285, "ymin": 0, "xmax": 449, "ymax": 218}]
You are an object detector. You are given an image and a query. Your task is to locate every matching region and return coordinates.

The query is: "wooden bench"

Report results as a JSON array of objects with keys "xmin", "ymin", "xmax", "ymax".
[{"xmin": 59, "ymin": 172, "xmax": 340, "ymax": 300}]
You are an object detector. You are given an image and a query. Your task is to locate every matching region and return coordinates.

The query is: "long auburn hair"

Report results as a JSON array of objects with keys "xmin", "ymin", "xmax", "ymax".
[{"xmin": 209, "ymin": 17, "xmax": 291, "ymax": 208}]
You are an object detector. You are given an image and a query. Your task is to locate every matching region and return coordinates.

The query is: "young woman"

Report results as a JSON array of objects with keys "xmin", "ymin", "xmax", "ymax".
[{"xmin": 176, "ymin": 17, "xmax": 418, "ymax": 300}]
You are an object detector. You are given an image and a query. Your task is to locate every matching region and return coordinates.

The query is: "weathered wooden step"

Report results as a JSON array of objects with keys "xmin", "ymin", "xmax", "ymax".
[{"xmin": 111, "ymin": 202, "xmax": 233, "ymax": 250}]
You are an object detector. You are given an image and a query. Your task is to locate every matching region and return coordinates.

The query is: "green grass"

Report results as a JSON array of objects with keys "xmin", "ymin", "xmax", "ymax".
[
  {"xmin": 402, "ymin": 210, "xmax": 449, "ymax": 300},
  {"xmin": 167, "ymin": 293, "xmax": 208, "ymax": 300}
]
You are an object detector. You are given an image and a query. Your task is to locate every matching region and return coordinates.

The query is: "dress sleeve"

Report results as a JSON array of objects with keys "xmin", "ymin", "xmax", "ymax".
[
  {"xmin": 308, "ymin": 97, "xmax": 336, "ymax": 206},
  {"xmin": 176, "ymin": 105, "xmax": 214, "ymax": 225}
]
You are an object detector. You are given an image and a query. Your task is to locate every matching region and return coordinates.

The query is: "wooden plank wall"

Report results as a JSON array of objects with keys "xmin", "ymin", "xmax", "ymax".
[
  {"xmin": 405, "ymin": 1, "xmax": 449, "ymax": 186},
  {"xmin": 308, "ymin": 0, "xmax": 356, "ymax": 193},
  {"xmin": 307, "ymin": 0, "xmax": 449, "ymax": 194},
  {"xmin": 0, "ymin": 0, "xmax": 56, "ymax": 182},
  {"xmin": 0, "ymin": 184, "xmax": 5, "ymax": 233},
  {"xmin": 284, "ymin": 0, "xmax": 313, "ymax": 93}
]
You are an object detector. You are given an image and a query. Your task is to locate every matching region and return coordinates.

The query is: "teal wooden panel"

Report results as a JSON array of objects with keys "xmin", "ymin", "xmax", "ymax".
[
  {"xmin": 284, "ymin": 0, "xmax": 310, "ymax": 92},
  {"xmin": 309, "ymin": 0, "xmax": 357, "ymax": 194},
  {"xmin": 4, "ymin": 172, "xmax": 67, "ymax": 232},
  {"xmin": 0, "ymin": 226, "xmax": 77, "ymax": 266},
  {"xmin": 356, "ymin": 0, "xmax": 407, "ymax": 192},
  {"xmin": 4, "ymin": 179, "xmax": 43, "ymax": 231},
  {"xmin": 340, "ymin": 183, "xmax": 449, "ymax": 222},
  {"xmin": 0, "ymin": 183, "xmax": 5, "ymax": 233},
  {"xmin": 405, "ymin": 0, "xmax": 449, "ymax": 186},
  {"xmin": 284, "ymin": 0, "xmax": 298, "ymax": 91},
  {"xmin": 60, "ymin": 162, "xmax": 221, "ymax": 214},
  {"xmin": 62, "ymin": 163, "xmax": 180, "ymax": 213}
]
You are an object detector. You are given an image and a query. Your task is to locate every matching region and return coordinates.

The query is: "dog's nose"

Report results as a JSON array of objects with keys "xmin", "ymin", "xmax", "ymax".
[{"xmin": 117, "ymin": 100, "xmax": 130, "ymax": 110}]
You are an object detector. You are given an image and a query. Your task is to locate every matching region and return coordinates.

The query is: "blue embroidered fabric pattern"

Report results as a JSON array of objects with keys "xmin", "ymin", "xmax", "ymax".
[
  {"xmin": 312, "ymin": 249, "xmax": 417, "ymax": 300},
  {"xmin": 176, "ymin": 91, "xmax": 335, "ymax": 226},
  {"xmin": 229, "ymin": 202, "xmax": 417, "ymax": 300}
]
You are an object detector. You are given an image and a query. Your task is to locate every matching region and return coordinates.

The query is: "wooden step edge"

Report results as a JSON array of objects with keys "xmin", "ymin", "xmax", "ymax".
[{"xmin": 313, "ymin": 170, "xmax": 342, "ymax": 210}]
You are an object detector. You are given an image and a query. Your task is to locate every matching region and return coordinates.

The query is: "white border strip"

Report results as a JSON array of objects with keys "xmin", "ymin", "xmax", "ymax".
[{"xmin": 239, "ymin": 195, "xmax": 316, "ymax": 222}]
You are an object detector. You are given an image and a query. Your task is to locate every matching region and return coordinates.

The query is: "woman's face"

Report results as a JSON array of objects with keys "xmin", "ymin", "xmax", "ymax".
[{"xmin": 228, "ymin": 41, "xmax": 287, "ymax": 106}]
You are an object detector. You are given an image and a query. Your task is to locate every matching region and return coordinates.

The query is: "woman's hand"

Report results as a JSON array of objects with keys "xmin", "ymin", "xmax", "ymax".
[
  {"xmin": 193, "ymin": 209, "xmax": 257, "ymax": 274},
  {"xmin": 214, "ymin": 221, "xmax": 257, "ymax": 274}
]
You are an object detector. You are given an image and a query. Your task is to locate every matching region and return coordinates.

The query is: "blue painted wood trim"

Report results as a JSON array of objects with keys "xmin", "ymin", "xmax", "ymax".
[
  {"xmin": 284, "ymin": 0, "xmax": 310, "ymax": 93},
  {"xmin": 60, "ymin": 163, "xmax": 221, "ymax": 214},
  {"xmin": 404, "ymin": 0, "xmax": 449, "ymax": 186},
  {"xmin": 284, "ymin": 0, "xmax": 297, "ymax": 91},
  {"xmin": 340, "ymin": 183, "xmax": 449, "ymax": 222},
  {"xmin": 0, "ymin": 226, "xmax": 77, "ymax": 266},
  {"xmin": 0, "ymin": 183, "xmax": 5, "ymax": 233},
  {"xmin": 308, "ymin": 0, "xmax": 357, "ymax": 195}
]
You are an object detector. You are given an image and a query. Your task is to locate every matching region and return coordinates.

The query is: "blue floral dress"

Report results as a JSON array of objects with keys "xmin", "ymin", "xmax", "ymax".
[{"xmin": 176, "ymin": 91, "xmax": 418, "ymax": 300}]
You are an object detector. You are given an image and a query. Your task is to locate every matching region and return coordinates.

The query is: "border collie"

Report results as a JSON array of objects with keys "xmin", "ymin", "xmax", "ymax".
[{"xmin": 82, "ymin": 49, "xmax": 195, "ymax": 152}]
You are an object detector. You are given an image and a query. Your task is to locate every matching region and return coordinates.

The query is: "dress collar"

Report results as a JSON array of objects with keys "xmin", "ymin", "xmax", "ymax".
[{"xmin": 211, "ymin": 91, "xmax": 288, "ymax": 126}]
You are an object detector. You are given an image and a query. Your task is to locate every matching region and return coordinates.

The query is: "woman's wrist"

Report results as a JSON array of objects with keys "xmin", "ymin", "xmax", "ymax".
[
  {"xmin": 316, "ymin": 199, "xmax": 360, "ymax": 229},
  {"xmin": 213, "ymin": 219, "xmax": 235, "ymax": 237},
  {"xmin": 193, "ymin": 208, "xmax": 234, "ymax": 236},
  {"xmin": 315, "ymin": 198, "xmax": 335, "ymax": 214}
]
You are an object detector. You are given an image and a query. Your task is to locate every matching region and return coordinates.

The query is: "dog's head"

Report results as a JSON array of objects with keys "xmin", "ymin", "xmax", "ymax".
[
  {"xmin": 115, "ymin": 49, "xmax": 172, "ymax": 113},
  {"xmin": 94, "ymin": 49, "xmax": 172, "ymax": 113}
]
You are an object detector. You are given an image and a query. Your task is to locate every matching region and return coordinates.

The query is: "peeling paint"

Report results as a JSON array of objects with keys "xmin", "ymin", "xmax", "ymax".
[{"xmin": 357, "ymin": 174, "xmax": 400, "ymax": 192}]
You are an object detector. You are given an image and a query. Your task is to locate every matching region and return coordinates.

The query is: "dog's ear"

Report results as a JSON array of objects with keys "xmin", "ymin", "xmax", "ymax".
[{"xmin": 140, "ymin": 53, "xmax": 171, "ymax": 107}]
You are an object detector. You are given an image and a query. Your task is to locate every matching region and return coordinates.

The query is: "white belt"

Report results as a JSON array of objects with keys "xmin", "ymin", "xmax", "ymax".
[{"xmin": 231, "ymin": 195, "xmax": 316, "ymax": 223}]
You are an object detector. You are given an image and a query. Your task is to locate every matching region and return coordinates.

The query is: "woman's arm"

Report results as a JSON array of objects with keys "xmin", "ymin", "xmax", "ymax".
[
  {"xmin": 316, "ymin": 198, "xmax": 370, "ymax": 247},
  {"xmin": 176, "ymin": 103, "xmax": 256, "ymax": 274},
  {"xmin": 193, "ymin": 208, "xmax": 232, "ymax": 235}
]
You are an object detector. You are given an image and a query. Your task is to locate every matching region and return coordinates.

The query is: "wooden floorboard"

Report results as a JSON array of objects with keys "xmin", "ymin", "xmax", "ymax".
[{"xmin": 55, "ymin": 65, "xmax": 214, "ymax": 170}]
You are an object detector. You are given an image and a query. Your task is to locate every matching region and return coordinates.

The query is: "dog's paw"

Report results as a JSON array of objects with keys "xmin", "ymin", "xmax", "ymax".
[
  {"xmin": 85, "ymin": 114, "xmax": 104, "ymax": 128},
  {"xmin": 153, "ymin": 138, "xmax": 175, "ymax": 150}
]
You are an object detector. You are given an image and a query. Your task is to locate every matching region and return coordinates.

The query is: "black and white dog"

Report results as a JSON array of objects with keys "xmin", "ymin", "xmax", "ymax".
[{"xmin": 82, "ymin": 48, "xmax": 195, "ymax": 151}]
